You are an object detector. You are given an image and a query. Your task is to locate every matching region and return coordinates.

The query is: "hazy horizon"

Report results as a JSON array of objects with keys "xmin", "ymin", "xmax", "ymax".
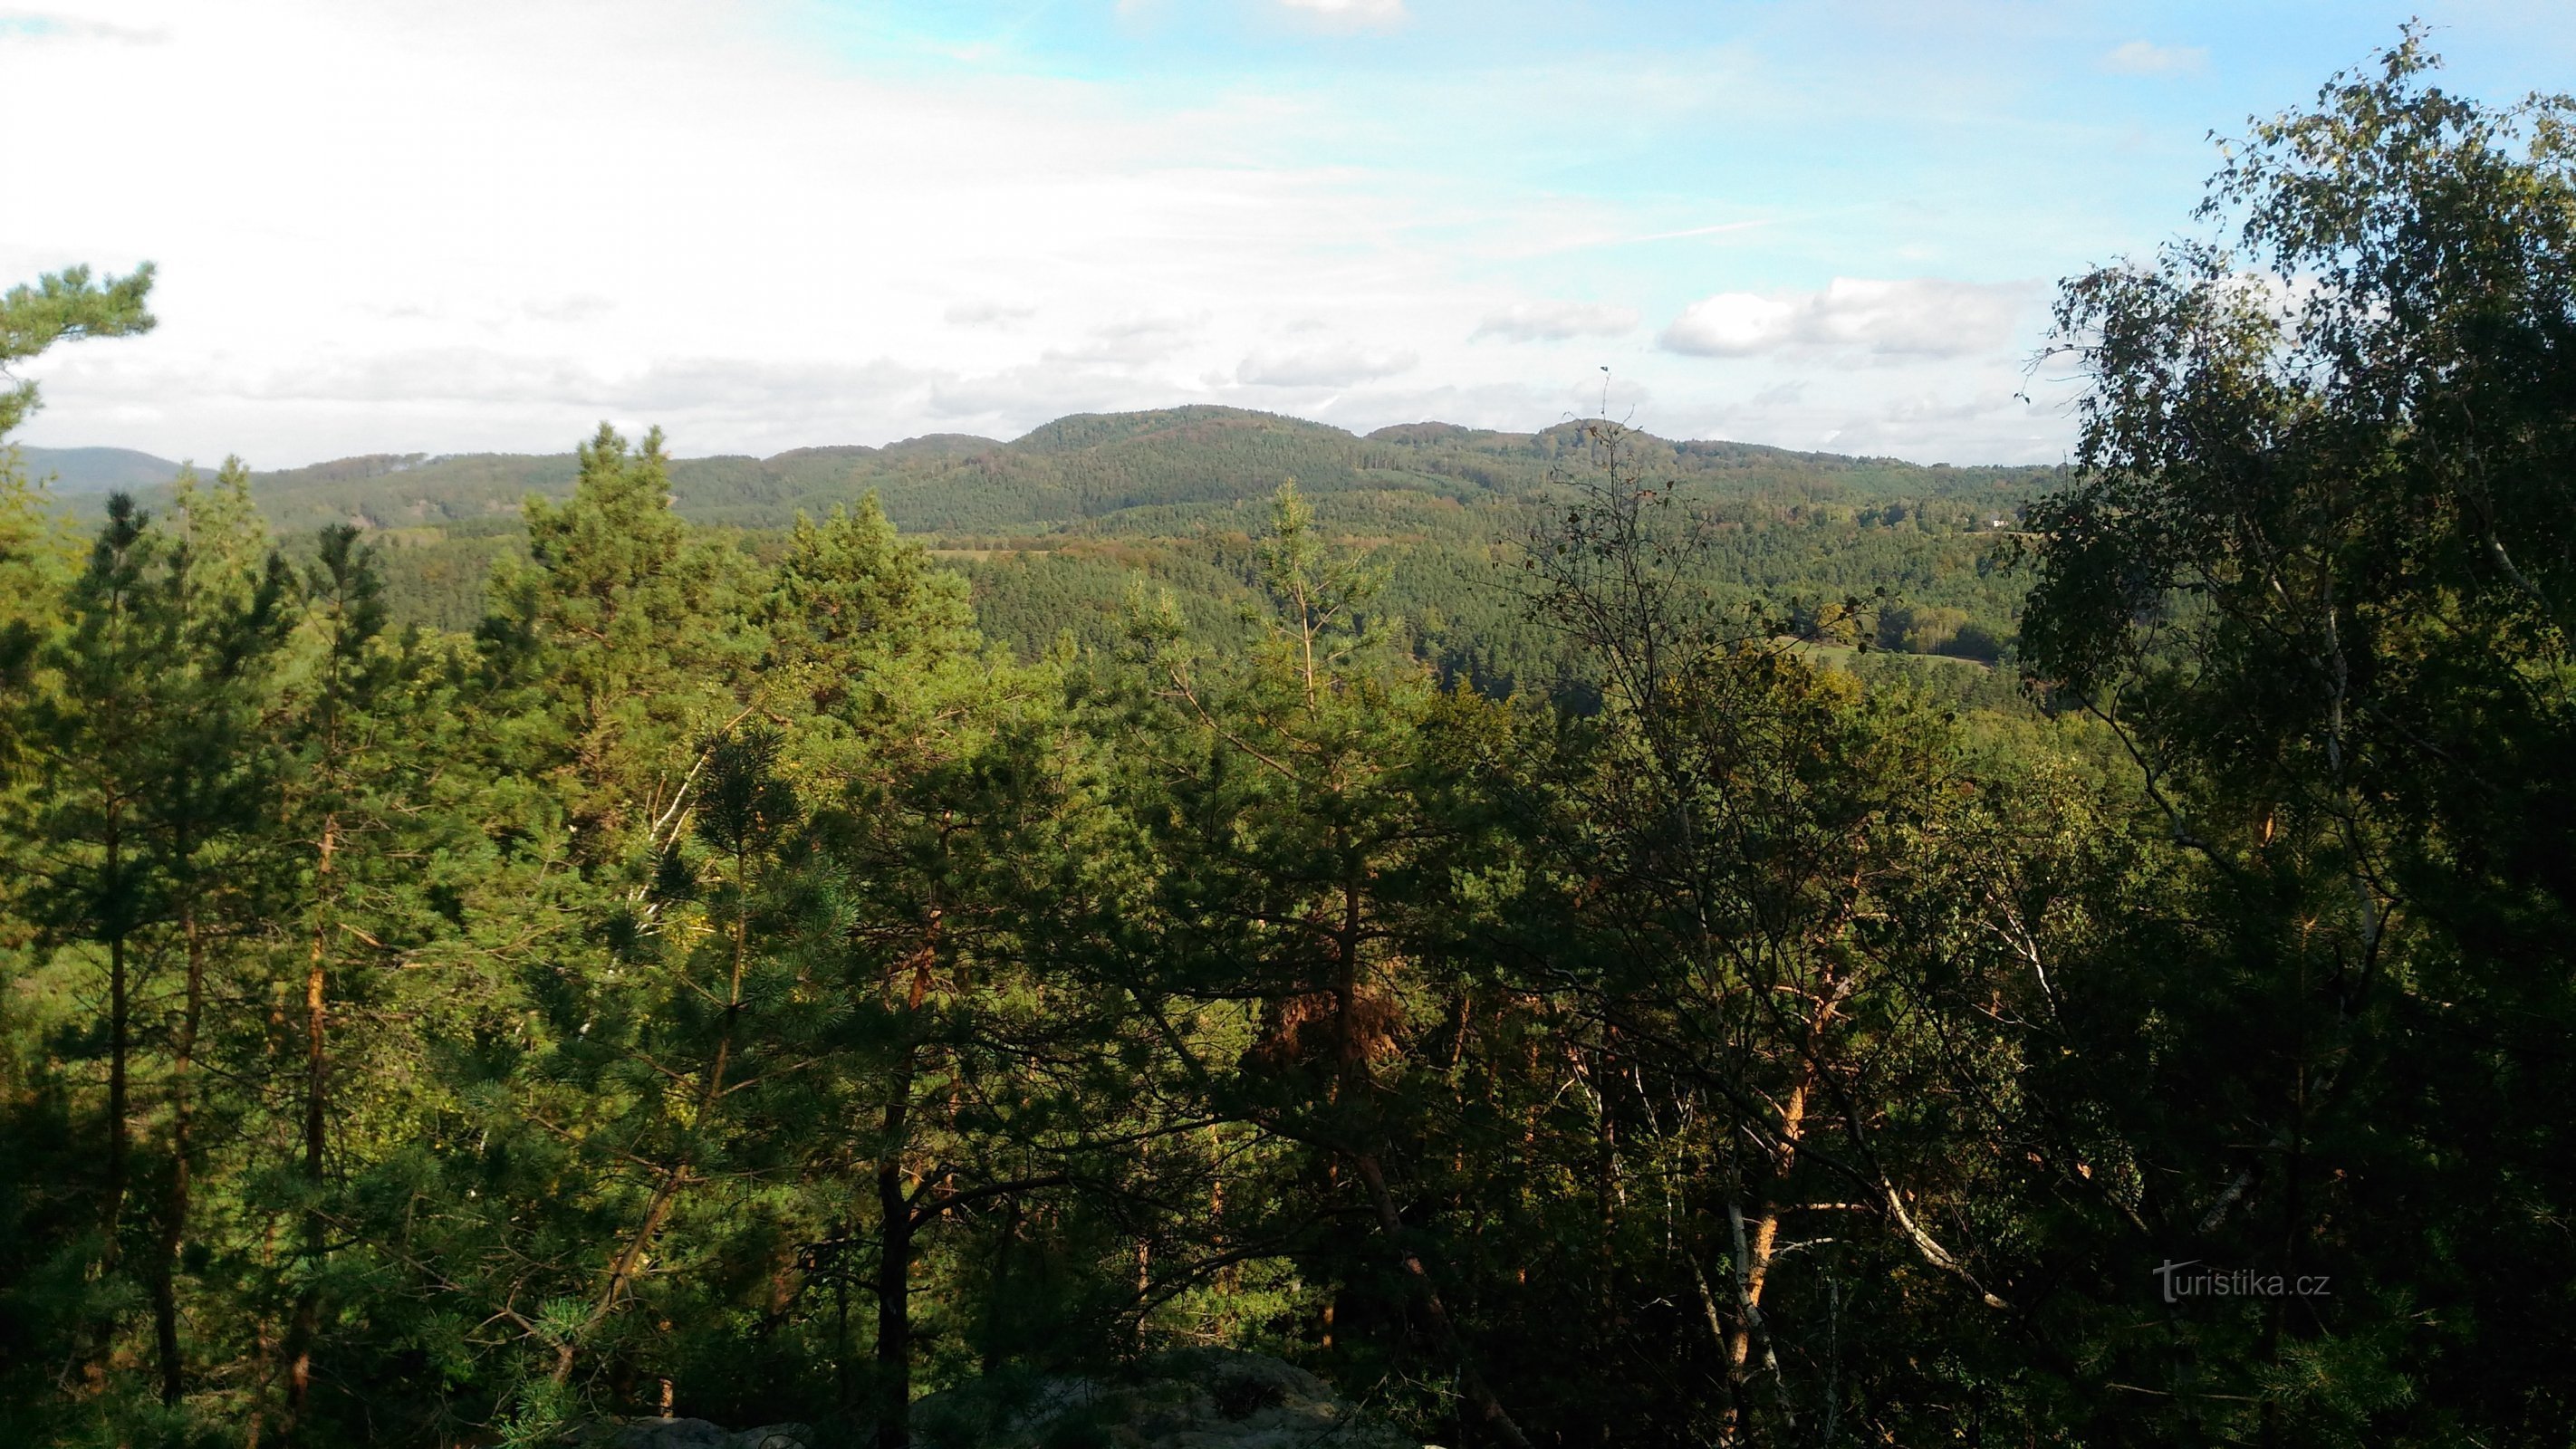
[
  {"xmin": 10, "ymin": 1, "xmax": 2572, "ymax": 470},
  {"xmin": 15, "ymin": 402, "xmax": 2043, "ymax": 479}
]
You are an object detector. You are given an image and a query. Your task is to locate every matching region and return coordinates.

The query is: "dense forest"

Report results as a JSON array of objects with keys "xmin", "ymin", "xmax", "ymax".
[
  {"xmin": 4, "ymin": 40, "xmax": 2573, "ymax": 1448},
  {"xmin": 27, "ymin": 401, "xmax": 2046, "ymax": 712}
]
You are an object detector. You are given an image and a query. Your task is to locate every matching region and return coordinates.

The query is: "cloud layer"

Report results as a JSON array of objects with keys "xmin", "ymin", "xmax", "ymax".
[
  {"xmin": 1473, "ymin": 301, "xmax": 1640, "ymax": 342},
  {"xmin": 0, "ymin": 10, "xmax": 163, "ymax": 42},
  {"xmin": 2103, "ymin": 40, "xmax": 2210, "ymax": 75},
  {"xmin": 23, "ymin": 0, "xmax": 2410, "ymax": 467},
  {"xmin": 1659, "ymin": 278, "xmax": 2033, "ymax": 360},
  {"xmin": 1274, "ymin": 0, "xmax": 1408, "ymax": 31},
  {"xmin": 1235, "ymin": 344, "xmax": 1418, "ymax": 388}
]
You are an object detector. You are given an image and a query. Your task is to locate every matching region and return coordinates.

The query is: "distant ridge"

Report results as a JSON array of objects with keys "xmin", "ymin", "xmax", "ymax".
[
  {"xmin": 15, "ymin": 446, "xmax": 187, "ymax": 494},
  {"xmin": 54, "ymin": 407, "xmax": 2043, "ymax": 535},
  {"xmin": 21, "ymin": 408, "xmax": 2052, "ymax": 662}
]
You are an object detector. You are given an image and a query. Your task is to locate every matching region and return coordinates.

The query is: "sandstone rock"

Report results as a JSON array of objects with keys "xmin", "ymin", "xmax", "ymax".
[
  {"xmin": 911, "ymin": 1348, "xmax": 1418, "ymax": 1449},
  {"xmin": 590, "ymin": 1417, "xmax": 812, "ymax": 1449}
]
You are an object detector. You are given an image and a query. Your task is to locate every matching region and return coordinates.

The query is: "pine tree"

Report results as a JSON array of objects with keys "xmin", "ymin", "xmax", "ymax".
[
  {"xmin": 269, "ymin": 522, "xmax": 392, "ymax": 1442},
  {"xmin": 137, "ymin": 462, "xmax": 291, "ymax": 1406}
]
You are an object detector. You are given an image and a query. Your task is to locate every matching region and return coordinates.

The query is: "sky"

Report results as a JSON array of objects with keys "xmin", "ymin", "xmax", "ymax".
[{"xmin": 4, "ymin": 0, "xmax": 2572, "ymax": 467}]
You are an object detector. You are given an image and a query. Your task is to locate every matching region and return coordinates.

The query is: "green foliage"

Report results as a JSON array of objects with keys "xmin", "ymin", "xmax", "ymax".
[
  {"xmin": 2, "ymin": 38, "xmax": 2569, "ymax": 1446},
  {"xmin": 115, "ymin": 406, "xmax": 2045, "ymax": 679},
  {"xmin": 2008, "ymin": 29, "xmax": 2576, "ymax": 1442},
  {"xmin": 0, "ymin": 263, "xmax": 156, "ymax": 442}
]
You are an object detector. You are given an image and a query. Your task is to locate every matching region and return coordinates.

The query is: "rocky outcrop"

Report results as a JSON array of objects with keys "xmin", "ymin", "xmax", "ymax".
[
  {"xmin": 566, "ymin": 1350, "xmax": 1415, "ymax": 1449},
  {"xmin": 587, "ymin": 1419, "xmax": 812, "ymax": 1449},
  {"xmin": 913, "ymin": 1349, "xmax": 1418, "ymax": 1449}
]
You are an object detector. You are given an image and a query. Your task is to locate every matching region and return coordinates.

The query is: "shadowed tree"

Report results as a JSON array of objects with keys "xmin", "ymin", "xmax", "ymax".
[{"xmin": 2022, "ymin": 31, "xmax": 2576, "ymax": 1441}]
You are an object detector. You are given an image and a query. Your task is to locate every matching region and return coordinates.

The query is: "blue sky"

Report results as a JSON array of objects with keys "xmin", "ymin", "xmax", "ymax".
[
  {"xmin": 5, "ymin": 0, "xmax": 2571, "ymax": 465},
  {"xmin": 779, "ymin": 1, "xmax": 2566, "ymax": 292}
]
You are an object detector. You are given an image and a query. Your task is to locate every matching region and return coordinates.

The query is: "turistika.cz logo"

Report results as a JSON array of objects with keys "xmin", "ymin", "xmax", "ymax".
[{"xmin": 2154, "ymin": 1261, "xmax": 2331, "ymax": 1304}]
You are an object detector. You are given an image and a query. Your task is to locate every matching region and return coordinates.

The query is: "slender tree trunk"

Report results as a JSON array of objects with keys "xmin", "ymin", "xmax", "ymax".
[
  {"xmin": 1727, "ymin": 1064, "xmax": 1807, "ymax": 1380},
  {"xmin": 1327, "ymin": 863, "xmax": 1362, "ymax": 1096},
  {"xmin": 1595, "ymin": 1039, "xmax": 1619, "ymax": 1331},
  {"xmin": 553, "ymin": 842, "xmax": 755, "ymax": 1388},
  {"xmin": 157, "ymin": 905, "xmax": 207, "ymax": 1405},
  {"xmin": 282, "ymin": 811, "xmax": 336, "ymax": 1442},
  {"xmin": 1719, "ymin": 985, "xmax": 1835, "ymax": 1444},
  {"xmin": 105, "ymin": 926, "xmax": 130, "ymax": 1263},
  {"xmin": 874, "ymin": 1111, "xmax": 915, "ymax": 1449},
  {"xmin": 609, "ymin": 840, "xmax": 753, "ymax": 1308},
  {"xmin": 302, "ymin": 820, "xmax": 333, "ymax": 1187},
  {"xmin": 1321, "ymin": 867, "xmax": 1532, "ymax": 1449},
  {"xmin": 1350, "ymin": 1153, "xmax": 1533, "ymax": 1449},
  {"xmin": 875, "ymin": 940, "xmax": 934, "ymax": 1449},
  {"xmin": 554, "ymin": 1063, "xmax": 726, "ymax": 1387},
  {"xmin": 834, "ymin": 1245, "xmax": 854, "ymax": 1416},
  {"xmin": 92, "ymin": 815, "xmax": 132, "ymax": 1378},
  {"xmin": 560, "ymin": 1167, "xmax": 690, "ymax": 1386},
  {"xmin": 981, "ymin": 1197, "xmax": 1020, "ymax": 1376},
  {"xmin": 244, "ymin": 1320, "xmax": 274, "ymax": 1449}
]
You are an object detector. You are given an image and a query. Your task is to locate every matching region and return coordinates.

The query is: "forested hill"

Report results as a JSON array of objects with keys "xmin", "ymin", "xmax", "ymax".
[
  {"xmin": 53, "ymin": 408, "xmax": 2051, "ymax": 705},
  {"xmin": 94, "ymin": 405, "xmax": 2050, "ymax": 536},
  {"xmin": 14, "ymin": 444, "xmax": 192, "ymax": 493}
]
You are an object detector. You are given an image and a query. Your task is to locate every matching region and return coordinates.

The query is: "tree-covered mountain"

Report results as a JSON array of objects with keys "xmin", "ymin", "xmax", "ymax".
[
  {"xmin": 93, "ymin": 407, "xmax": 2047, "ymax": 703},
  {"xmin": 172, "ymin": 405, "xmax": 2044, "ymax": 537},
  {"xmin": 16, "ymin": 444, "xmax": 187, "ymax": 493}
]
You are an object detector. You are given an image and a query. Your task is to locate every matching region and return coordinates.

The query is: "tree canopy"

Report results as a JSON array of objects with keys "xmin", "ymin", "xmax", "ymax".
[{"xmin": 2, "ymin": 34, "xmax": 2571, "ymax": 1449}]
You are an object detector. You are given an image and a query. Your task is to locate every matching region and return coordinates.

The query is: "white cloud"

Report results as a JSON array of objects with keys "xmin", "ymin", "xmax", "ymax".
[
  {"xmin": 1625, "ymin": 219, "xmax": 1771, "ymax": 244},
  {"xmin": 1235, "ymin": 344, "xmax": 1418, "ymax": 388},
  {"xmin": 1276, "ymin": 0, "xmax": 1406, "ymax": 31},
  {"xmin": 1662, "ymin": 293, "xmax": 1801, "ymax": 356},
  {"xmin": 1660, "ymin": 277, "xmax": 2032, "ymax": 360},
  {"xmin": 243, "ymin": 350, "xmax": 599, "ymax": 406},
  {"xmin": 1042, "ymin": 313, "xmax": 1202, "ymax": 366},
  {"xmin": 928, "ymin": 362, "xmax": 1142, "ymax": 423},
  {"xmin": 944, "ymin": 302, "xmax": 1037, "ymax": 328},
  {"xmin": 4, "ymin": 0, "xmax": 1480, "ymax": 457},
  {"xmin": 1471, "ymin": 301, "xmax": 1639, "ymax": 342},
  {"xmin": 1, "ymin": 0, "xmax": 2085, "ymax": 466},
  {"xmin": 524, "ymin": 294, "xmax": 616, "ymax": 325},
  {"xmin": 0, "ymin": 10, "xmax": 164, "ymax": 42},
  {"xmin": 2102, "ymin": 40, "xmax": 2207, "ymax": 76},
  {"xmin": 1811, "ymin": 386, "xmax": 2052, "ymax": 457}
]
